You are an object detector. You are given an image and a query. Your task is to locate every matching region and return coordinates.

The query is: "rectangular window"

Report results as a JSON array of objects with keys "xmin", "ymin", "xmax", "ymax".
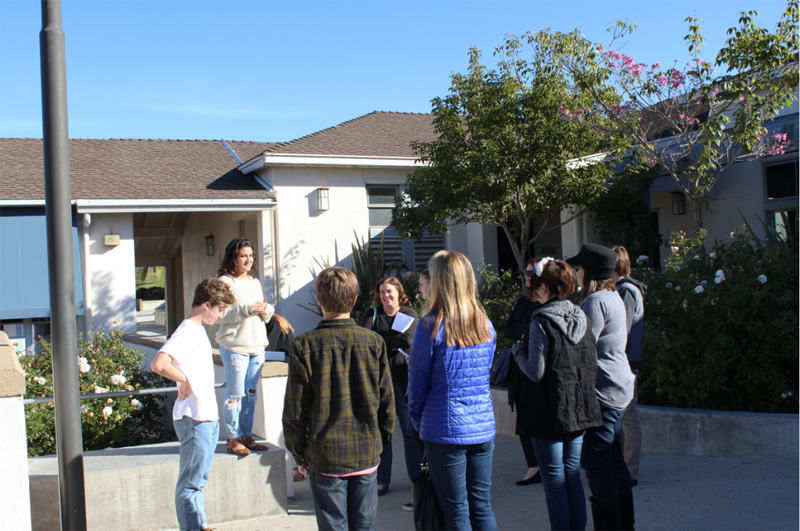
[
  {"xmin": 366, "ymin": 185, "xmax": 445, "ymax": 272},
  {"xmin": 765, "ymin": 161, "xmax": 799, "ymax": 200}
]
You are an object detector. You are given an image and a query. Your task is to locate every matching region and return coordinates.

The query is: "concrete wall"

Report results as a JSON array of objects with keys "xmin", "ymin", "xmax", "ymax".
[
  {"xmin": 650, "ymin": 149, "xmax": 799, "ymax": 266},
  {"xmin": 28, "ymin": 441, "xmax": 287, "ymax": 531},
  {"xmin": 491, "ymin": 387, "xmax": 798, "ymax": 458},
  {"xmin": 263, "ymin": 166, "xmax": 415, "ymax": 334},
  {"xmin": 86, "ymin": 213, "xmax": 137, "ymax": 332},
  {"xmin": 0, "ymin": 332, "xmax": 32, "ymax": 531}
]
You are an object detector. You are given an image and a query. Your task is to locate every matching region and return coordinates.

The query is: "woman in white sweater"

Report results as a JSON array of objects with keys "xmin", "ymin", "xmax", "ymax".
[{"xmin": 216, "ymin": 237, "xmax": 274, "ymax": 456}]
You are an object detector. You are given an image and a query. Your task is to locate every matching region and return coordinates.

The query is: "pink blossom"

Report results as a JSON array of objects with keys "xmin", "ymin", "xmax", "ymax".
[
  {"xmin": 657, "ymin": 75, "xmax": 668, "ymax": 86},
  {"xmin": 709, "ymin": 87, "xmax": 720, "ymax": 98},
  {"xmin": 610, "ymin": 105, "xmax": 632, "ymax": 117},
  {"xmin": 653, "ymin": 61, "xmax": 661, "ymax": 69},
  {"xmin": 700, "ymin": 280, "xmax": 707, "ymax": 286},
  {"xmin": 657, "ymin": 299, "xmax": 663, "ymax": 306},
  {"xmin": 670, "ymin": 70, "xmax": 686, "ymax": 89},
  {"xmin": 558, "ymin": 106, "xmax": 570, "ymax": 116}
]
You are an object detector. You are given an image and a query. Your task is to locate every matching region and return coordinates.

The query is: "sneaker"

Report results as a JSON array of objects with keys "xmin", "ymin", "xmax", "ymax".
[{"xmin": 402, "ymin": 501, "xmax": 414, "ymax": 512}]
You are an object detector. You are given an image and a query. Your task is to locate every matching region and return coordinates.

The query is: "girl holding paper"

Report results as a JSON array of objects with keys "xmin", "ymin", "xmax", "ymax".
[{"xmin": 360, "ymin": 276, "xmax": 421, "ymax": 503}]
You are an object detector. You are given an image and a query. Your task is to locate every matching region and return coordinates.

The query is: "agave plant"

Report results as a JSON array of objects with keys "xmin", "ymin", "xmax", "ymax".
[{"xmin": 298, "ymin": 231, "xmax": 408, "ymax": 320}]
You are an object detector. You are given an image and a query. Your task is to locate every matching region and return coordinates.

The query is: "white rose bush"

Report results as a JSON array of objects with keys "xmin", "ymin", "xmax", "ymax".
[
  {"xmin": 19, "ymin": 328, "xmax": 174, "ymax": 456},
  {"xmin": 637, "ymin": 227, "xmax": 798, "ymax": 414}
]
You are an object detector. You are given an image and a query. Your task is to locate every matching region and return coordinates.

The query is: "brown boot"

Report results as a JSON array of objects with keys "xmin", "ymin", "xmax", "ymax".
[
  {"xmin": 226, "ymin": 438, "xmax": 250, "ymax": 456},
  {"xmin": 241, "ymin": 435, "xmax": 269, "ymax": 451}
]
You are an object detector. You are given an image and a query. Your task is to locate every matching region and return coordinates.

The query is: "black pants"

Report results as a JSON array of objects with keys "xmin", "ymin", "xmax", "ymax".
[{"xmin": 519, "ymin": 434, "xmax": 538, "ymax": 468}]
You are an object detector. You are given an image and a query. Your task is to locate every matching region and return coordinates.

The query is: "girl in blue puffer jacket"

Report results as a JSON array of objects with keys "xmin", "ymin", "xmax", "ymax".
[{"xmin": 408, "ymin": 250, "xmax": 498, "ymax": 531}]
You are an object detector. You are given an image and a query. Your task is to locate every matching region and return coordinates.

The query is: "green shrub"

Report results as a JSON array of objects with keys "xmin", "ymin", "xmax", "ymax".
[
  {"xmin": 477, "ymin": 263, "xmax": 524, "ymax": 350},
  {"xmin": 20, "ymin": 328, "xmax": 175, "ymax": 457},
  {"xmin": 637, "ymin": 228, "xmax": 799, "ymax": 413}
]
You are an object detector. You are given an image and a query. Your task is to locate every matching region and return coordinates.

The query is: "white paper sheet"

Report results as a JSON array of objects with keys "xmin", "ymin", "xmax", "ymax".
[{"xmin": 391, "ymin": 312, "xmax": 414, "ymax": 333}]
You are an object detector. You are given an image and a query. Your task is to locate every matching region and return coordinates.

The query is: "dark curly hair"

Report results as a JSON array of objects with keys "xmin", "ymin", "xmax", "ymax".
[{"xmin": 216, "ymin": 237, "xmax": 258, "ymax": 278}]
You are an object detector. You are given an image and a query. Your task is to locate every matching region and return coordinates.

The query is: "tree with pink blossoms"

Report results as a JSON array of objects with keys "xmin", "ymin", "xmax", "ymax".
[{"xmin": 500, "ymin": 1, "xmax": 798, "ymax": 233}]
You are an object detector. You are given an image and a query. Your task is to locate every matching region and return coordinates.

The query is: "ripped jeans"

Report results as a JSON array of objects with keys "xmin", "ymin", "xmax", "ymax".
[{"xmin": 219, "ymin": 345, "xmax": 264, "ymax": 440}]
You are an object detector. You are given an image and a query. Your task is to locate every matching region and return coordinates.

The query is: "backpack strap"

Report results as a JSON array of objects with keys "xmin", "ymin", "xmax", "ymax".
[{"xmin": 371, "ymin": 307, "xmax": 377, "ymax": 329}]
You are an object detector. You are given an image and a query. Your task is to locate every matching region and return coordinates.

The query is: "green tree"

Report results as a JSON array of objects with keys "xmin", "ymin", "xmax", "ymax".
[
  {"xmin": 393, "ymin": 48, "xmax": 617, "ymax": 275},
  {"xmin": 523, "ymin": 1, "xmax": 798, "ymax": 233}
]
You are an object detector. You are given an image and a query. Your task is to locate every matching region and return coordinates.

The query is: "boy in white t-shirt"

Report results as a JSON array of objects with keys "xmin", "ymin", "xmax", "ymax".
[{"xmin": 151, "ymin": 278, "xmax": 235, "ymax": 531}]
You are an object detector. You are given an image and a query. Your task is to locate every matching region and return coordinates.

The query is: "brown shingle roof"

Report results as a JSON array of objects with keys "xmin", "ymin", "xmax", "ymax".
[
  {"xmin": 262, "ymin": 111, "xmax": 437, "ymax": 158},
  {"xmin": 0, "ymin": 138, "xmax": 278, "ymax": 201}
]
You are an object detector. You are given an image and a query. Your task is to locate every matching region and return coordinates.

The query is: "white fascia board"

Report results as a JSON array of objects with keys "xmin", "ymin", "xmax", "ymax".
[
  {"xmin": 0, "ymin": 199, "xmax": 50, "ymax": 207},
  {"xmin": 566, "ymin": 151, "xmax": 613, "ymax": 169},
  {"xmin": 239, "ymin": 153, "xmax": 422, "ymax": 174},
  {"xmin": 75, "ymin": 198, "xmax": 277, "ymax": 213}
]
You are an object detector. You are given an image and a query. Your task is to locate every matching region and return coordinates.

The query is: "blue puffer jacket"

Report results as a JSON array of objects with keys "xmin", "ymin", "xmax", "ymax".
[{"xmin": 408, "ymin": 313, "xmax": 497, "ymax": 445}]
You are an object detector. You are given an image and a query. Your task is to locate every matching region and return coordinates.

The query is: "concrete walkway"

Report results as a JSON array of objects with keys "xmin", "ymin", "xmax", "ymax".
[{"xmin": 208, "ymin": 434, "xmax": 799, "ymax": 531}]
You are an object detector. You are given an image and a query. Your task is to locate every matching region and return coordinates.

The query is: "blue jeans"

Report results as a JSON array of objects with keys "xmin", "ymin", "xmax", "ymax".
[
  {"xmin": 377, "ymin": 378, "xmax": 423, "ymax": 486},
  {"xmin": 309, "ymin": 470, "xmax": 378, "ymax": 531},
  {"xmin": 173, "ymin": 416, "xmax": 219, "ymax": 531},
  {"xmin": 581, "ymin": 406, "xmax": 632, "ymax": 508},
  {"xmin": 425, "ymin": 439, "xmax": 497, "ymax": 531},
  {"xmin": 219, "ymin": 346, "xmax": 263, "ymax": 439},
  {"xmin": 532, "ymin": 435, "xmax": 587, "ymax": 531}
]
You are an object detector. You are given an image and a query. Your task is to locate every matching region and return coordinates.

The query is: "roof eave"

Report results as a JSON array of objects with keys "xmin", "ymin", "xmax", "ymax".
[{"xmin": 239, "ymin": 153, "xmax": 423, "ymax": 174}]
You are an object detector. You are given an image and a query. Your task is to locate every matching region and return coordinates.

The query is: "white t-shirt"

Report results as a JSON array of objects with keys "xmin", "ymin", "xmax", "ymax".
[{"xmin": 159, "ymin": 319, "xmax": 219, "ymax": 422}]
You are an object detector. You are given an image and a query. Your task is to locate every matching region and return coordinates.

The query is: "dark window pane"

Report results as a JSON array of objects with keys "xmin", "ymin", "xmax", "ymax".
[
  {"xmin": 368, "ymin": 187, "xmax": 398, "ymax": 205},
  {"xmin": 765, "ymin": 162, "xmax": 799, "ymax": 200}
]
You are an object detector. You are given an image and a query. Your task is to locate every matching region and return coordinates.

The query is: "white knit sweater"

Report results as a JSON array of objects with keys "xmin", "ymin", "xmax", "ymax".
[{"xmin": 215, "ymin": 275, "xmax": 274, "ymax": 354}]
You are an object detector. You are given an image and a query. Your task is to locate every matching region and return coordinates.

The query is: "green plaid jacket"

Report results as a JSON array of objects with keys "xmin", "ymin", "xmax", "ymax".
[{"xmin": 282, "ymin": 318, "xmax": 395, "ymax": 474}]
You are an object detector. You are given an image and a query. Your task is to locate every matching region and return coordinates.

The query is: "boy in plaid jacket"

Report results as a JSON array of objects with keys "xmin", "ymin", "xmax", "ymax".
[{"xmin": 283, "ymin": 267, "xmax": 394, "ymax": 531}]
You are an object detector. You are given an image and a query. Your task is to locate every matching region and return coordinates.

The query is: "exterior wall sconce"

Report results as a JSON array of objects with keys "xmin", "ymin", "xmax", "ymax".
[
  {"xmin": 317, "ymin": 187, "xmax": 330, "ymax": 212},
  {"xmin": 671, "ymin": 192, "xmax": 686, "ymax": 215},
  {"xmin": 206, "ymin": 235, "xmax": 214, "ymax": 256},
  {"xmin": 103, "ymin": 234, "xmax": 120, "ymax": 246}
]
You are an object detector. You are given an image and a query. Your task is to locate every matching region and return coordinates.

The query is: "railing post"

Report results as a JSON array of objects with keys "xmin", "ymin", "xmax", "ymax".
[{"xmin": 0, "ymin": 332, "xmax": 33, "ymax": 531}]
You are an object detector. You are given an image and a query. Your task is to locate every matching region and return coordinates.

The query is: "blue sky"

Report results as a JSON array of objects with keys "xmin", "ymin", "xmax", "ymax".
[{"xmin": 0, "ymin": 0, "xmax": 790, "ymax": 142}]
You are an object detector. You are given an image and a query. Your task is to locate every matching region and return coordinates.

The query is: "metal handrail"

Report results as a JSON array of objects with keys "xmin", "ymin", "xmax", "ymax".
[{"xmin": 23, "ymin": 382, "xmax": 225, "ymax": 405}]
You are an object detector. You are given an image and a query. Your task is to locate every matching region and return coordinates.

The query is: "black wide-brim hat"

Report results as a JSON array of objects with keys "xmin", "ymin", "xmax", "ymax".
[{"xmin": 566, "ymin": 244, "xmax": 617, "ymax": 280}]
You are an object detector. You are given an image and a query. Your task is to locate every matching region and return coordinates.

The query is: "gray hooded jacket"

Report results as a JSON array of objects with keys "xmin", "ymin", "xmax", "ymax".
[{"xmin": 513, "ymin": 299, "xmax": 587, "ymax": 384}]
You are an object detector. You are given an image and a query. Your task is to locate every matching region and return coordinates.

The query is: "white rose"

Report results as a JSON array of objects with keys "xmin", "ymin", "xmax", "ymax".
[
  {"xmin": 694, "ymin": 285, "xmax": 704, "ymax": 294},
  {"xmin": 708, "ymin": 252, "xmax": 716, "ymax": 259},
  {"xmin": 675, "ymin": 286, "xmax": 681, "ymax": 292},
  {"xmin": 110, "ymin": 374, "xmax": 127, "ymax": 385},
  {"xmin": 102, "ymin": 406, "xmax": 113, "ymax": 418},
  {"xmin": 78, "ymin": 357, "xmax": 91, "ymax": 373},
  {"xmin": 666, "ymin": 282, "xmax": 673, "ymax": 288},
  {"xmin": 682, "ymin": 299, "xmax": 688, "ymax": 308},
  {"xmin": 758, "ymin": 274, "xmax": 767, "ymax": 284},
  {"xmin": 34, "ymin": 376, "xmax": 47, "ymax": 385},
  {"xmin": 130, "ymin": 399, "xmax": 143, "ymax": 410}
]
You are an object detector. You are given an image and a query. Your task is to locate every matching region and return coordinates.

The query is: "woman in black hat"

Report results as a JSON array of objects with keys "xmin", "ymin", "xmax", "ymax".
[{"xmin": 566, "ymin": 244, "xmax": 636, "ymax": 531}]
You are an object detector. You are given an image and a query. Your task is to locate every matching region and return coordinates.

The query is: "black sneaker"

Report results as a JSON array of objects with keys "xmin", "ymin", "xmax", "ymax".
[{"xmin": 402, "ymin": 501, "xmax": 414, "ymax": 511}]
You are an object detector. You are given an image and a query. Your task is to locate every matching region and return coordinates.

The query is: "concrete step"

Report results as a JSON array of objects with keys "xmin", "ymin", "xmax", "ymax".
[{"xmin": 28, "ymin": 440, "xmax": 287, "ymax": 531}]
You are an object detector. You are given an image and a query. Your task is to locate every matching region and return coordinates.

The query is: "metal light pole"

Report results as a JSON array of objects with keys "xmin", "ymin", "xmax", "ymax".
[{"xmin": 40, "ymin": 0, "xmax": 88, "ymax": 528}]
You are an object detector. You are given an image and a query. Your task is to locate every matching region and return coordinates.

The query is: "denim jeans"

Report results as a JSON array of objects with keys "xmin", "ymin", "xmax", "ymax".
[
  {"xmin": 173, "ymin": 416, "xmax": 219, "ymax": 531},
  {"xmin": 377, "ymin": 378, "xmax": 423, "ymax": 486},
  {"xmin": 532, "ymin": 435, "xmax": 586, "ymax": 531},
  {"xmin": 219, "ymin": 345, "xmax": 263, "ymax": 439},
  {"xmin": 309, "ymin": 470, "xmax": 378, "ymax": 531},
  {"xmin": 425, "ymin": 439, "xmax": 497, "ymax": 531},
  {"xmin": 581, "ymin": 406, "xmax": 632, "ymax": 508}
]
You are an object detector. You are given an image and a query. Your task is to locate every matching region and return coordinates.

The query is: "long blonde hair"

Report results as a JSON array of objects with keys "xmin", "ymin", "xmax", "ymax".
[
  {"xmin": 271, "ymin": 314, "xmax": 294, "ymax": 334},
  {"xmin": 425, "ymin": 250, "xmax": 492, "ymax": 347}
]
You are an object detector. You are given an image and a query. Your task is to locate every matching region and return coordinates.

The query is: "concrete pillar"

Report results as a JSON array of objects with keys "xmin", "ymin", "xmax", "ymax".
[
  {"xmin": 0, "ymin": 331, "xmax": 32, "ymax": 531},
  {"xmin": 465, "ymin": 222, "xmax": 485, "ymax": 271},
  {"xmin": 251, "ymin": 362, "xmax": 293, "ymax": 498},
  {"xmin": 256, "ymin": 210, "xmax": 278, "ymax": 309}
]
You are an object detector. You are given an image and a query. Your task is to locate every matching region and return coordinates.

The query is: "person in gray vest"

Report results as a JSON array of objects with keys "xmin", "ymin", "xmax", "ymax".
[
  {"xmin": 611, "ymin": 246, "xmax": 647, "ymax": 487},
  {"xmin": 512, "ymin": 257, "xmax": 602, "ymax": 531}
]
